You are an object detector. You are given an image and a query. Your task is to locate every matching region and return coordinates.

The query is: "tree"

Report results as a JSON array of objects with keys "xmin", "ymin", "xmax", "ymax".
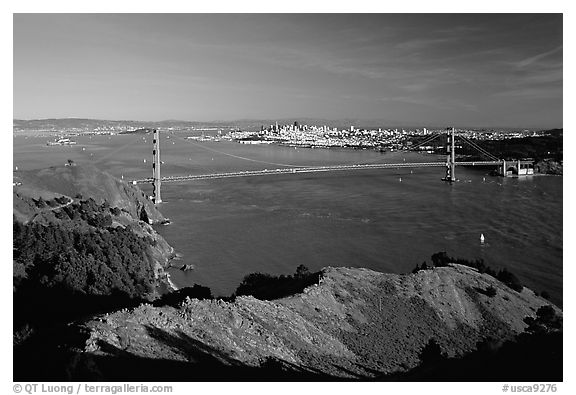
[
  {"xmin": 431, "ymin": 251, "xmax": 449, "ymax": 267},
  {"xmin": 295, "ymin": 264, "xmax": 310, "ymax": 278},
  {"xmin": 497, "ymin": 268, "xmax": 523, "ymax": 292},
  {"xmin": 35, "ymin": 197, "xmax": 47, "ymax": 208}
]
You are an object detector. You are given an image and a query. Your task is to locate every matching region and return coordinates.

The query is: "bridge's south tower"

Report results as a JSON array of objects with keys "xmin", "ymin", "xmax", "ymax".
[{"xmin": 152, "ymin": 129, "xmax": 162, "ymax": 203}]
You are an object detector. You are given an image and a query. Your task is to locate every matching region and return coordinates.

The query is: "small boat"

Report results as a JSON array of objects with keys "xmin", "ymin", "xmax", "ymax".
[{"xmin": 480, "ymin": 233, "xmax": 485, "ymax": 244}]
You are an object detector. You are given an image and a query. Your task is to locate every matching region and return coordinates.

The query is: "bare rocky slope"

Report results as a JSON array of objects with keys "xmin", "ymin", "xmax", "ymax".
[{"xmin": 73, "ymin": 264, "xmax": 561, "ymax": 380}]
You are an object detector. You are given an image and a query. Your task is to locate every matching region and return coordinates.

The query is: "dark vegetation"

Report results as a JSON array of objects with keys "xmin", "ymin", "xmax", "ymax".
[
  {"xmin": 32, "ymin": 195, "xmax": 71, "ymax": 209},
  {"xmin": 119, "ymin": 128, "xmax": 155, "ymax": 134},
  {"xmin": 464, "ymin": 132, "xmax": 563, "ymax": 162},
  {"xmin": 475, "ymin": 285, "xmax": 497, "ymax": 298},
  {"xmin": 13, "ymin": 218, "xmax": 156, "ymax": 299},
  {"xmin": 13, "ymin": 198, "xmax": 160, "ymax": 353},
  {"xmin": 524, "ymin": 305, "xmax": 562, "ymax": 335},
  {"xmin": 383, "ymin": 305, "xmax": 562, "ymax": 381},
  {"xmin": 416, "ymin": 130, "xmax": 562, "ymax": 163},
  {"xmin": 15, "ymin": 307, "xmax": 562, "ymax": 381},
  {"xmin": 539, "ymin": 290, "xmax": 551, "ymax": 300},
  {"xmin": 153, "ymin": 285, "xmax": 213, "ymax": 308},
  {"xmin": 14, "ymin": 194, "xmax": 210, "ymax": 380},
  {"xmin": 52, "ymin": 197, "xmax": 116, "ymax": 227},
  {"xmin": 234, "ymin": 264, "xmax": 321, "ymax": 300},
  {"xmin": 412, "ymin": 251, "xmax": 524, "ymax": 292}
]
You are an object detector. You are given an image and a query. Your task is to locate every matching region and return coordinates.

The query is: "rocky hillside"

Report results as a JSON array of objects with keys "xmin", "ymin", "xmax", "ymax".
[
  {"xmin": 13, "ymin": 163, "xmax": 175, "ymax": 296},
  {"xmin": 71, "ymin": 264, "xmax": 561, "ymax": 380}
]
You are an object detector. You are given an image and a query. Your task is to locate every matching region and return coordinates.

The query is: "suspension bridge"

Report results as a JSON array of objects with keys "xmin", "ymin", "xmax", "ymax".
[{"xmin": 134, "ymin": 128, "xmax": 534, "ymax": 204}]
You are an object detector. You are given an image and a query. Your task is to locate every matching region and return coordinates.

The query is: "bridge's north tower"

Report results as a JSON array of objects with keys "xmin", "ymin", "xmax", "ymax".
[
  {"xmin": 152, "ymin": 129, "xmax": 162, "ymax": 204},
  {"xmin": 443, "ymin": 127, "xmax": 456, "ymax": 183}
]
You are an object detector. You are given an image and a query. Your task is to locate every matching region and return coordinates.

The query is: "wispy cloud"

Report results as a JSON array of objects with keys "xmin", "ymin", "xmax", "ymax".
[
  {"xmin": 492, "ymin": 86, "xmax": 562, "ymax": 99},
  {"xmin": 395, "ymin": 37, "xmax": 456, "ymax": 50},
  {"xmin": 515, "ymin": 45, "xmax": 563, "ymax": 68},
  {"xmin": 377, "ymin": 95, "xmax": 479, "ymax": 112}
]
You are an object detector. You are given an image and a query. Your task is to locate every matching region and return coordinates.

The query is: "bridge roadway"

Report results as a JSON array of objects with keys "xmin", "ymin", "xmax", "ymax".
[{"xmin": 131, "ymin": 160, "xmax": 503, "ymax": 184}]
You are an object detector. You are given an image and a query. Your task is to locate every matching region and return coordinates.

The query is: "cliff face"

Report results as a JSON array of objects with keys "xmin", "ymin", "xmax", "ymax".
[{"xmin": 75, "ymin": 264, "xmax": 560, "ymax": 379}]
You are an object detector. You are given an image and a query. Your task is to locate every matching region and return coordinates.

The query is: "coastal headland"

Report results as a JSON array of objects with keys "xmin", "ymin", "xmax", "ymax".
[{"xmin": 13, "ymin": 163, "xmax": 562, "ymax": 381}]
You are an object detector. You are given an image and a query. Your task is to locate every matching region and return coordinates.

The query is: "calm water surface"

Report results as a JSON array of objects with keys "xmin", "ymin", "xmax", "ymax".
[{"xmin": 14, "ymin": 133, "xmax": 563, "ymax": 305}]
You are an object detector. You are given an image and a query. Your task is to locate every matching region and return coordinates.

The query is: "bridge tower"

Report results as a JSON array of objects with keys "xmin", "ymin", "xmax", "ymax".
[
  {"xmin": 443, "ymin": 127, "xmax": 456, "ymax": 183},
  {"xmin": 152, "ymin": 129, "xmax": 162, "ymax": 204}
]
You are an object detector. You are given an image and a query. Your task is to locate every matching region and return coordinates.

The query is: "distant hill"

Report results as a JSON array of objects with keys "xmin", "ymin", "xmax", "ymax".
[{"xmin": 12, "ymin": 118, "xmax": 240, "ymax": 133}]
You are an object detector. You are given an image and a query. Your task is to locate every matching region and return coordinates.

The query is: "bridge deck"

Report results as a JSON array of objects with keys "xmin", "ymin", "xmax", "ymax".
[{"xmin": 131, "ymin": 160, "xmax": 505, "ymax": 184}]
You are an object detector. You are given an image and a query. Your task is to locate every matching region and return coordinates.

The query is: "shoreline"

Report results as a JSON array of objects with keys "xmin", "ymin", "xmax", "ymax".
[{"xmin": 165, "ymin": 271, "xmax": 179, "ymax": 291}]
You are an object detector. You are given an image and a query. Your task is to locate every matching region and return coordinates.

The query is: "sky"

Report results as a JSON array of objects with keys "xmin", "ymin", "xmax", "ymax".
[{"xmin": 13, "ymin": 14, "xmax": 563, "ymax": 128}]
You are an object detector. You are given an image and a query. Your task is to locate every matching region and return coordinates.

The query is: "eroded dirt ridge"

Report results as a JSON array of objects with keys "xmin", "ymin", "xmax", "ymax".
[{"xmin": 80, "ymin": 264, "xmax": 559, "ymax": 379}]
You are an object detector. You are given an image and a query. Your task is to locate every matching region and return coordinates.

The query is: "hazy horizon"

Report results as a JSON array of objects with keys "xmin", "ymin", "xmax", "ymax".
[
  {"xmin": 14, "ymin": 14, "xmax": 562, "ymax": 128},
  {"xmin": 11, "ymin": 116, "xmax": 562, "ymax": 131}
]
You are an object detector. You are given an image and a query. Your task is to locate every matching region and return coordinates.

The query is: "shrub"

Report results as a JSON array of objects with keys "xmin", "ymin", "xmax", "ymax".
[
  {"xmin": 413, "ymin": 252, "xmax": 523, "ymax": 293},
  {"xmin": 35, "ymin": 197, "xmax": 47, "ymax": 208},
  {"xmin": 155, "ymin": 285, "xmax": 213, "ymax": 307},
  {"xmin": 295, "ymin": 264, "xmax": 310, "ymax": 278},
  {"xmin": 524, "ymin": 305, "xmax": 562, "ymax": 334},
  {"xmin": 431, "ymin": 251, "xmax": 450, "ymax": 267},
  {"xmin": 485, "ymin": 286, "xmax": 497, "ymax": 297},
  {"xmin": 539, "ymin": 290, "xmax": 551, "ymax": 300},
  {"xmin": 235, "ymin": 265, "xmax": 321, "ymax": 300},
  {"xmin": 55, "ymin": 196, "xmax": 69, "ymax": 205},
  {"xmin": 496, "ymin": 268, "xmax": 523, "ymax": 292}
]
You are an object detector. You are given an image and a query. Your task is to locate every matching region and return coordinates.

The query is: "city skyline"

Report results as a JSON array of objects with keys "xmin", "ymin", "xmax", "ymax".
[{"xmin": 14, "ymin": 14, "xmax": 563, "ymax": 128}]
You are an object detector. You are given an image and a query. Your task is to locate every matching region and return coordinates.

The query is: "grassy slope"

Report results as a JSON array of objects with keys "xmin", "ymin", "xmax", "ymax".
[{"xmin": 13, "ymin": 163, "xmax": 163, "ymax": 223}]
